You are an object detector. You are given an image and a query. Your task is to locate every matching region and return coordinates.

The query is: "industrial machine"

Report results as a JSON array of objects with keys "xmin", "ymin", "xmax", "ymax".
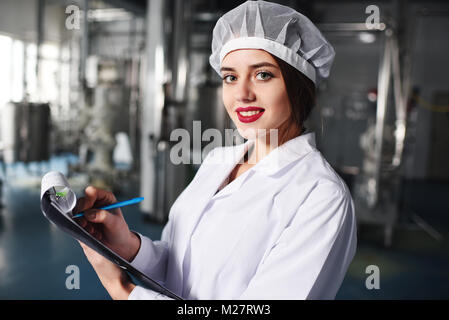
[{"xmin": 1, "ymin": 102, "xmax": 51, "ymax": 164}]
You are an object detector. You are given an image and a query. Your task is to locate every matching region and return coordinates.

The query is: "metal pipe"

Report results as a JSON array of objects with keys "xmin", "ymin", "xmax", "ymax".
[
  {"xmin": 391, "ymin": 34, "xmax": 407, "ymax": 167},
  {"xmin": 371, "ymin": 29, "xmax": 393, "ymax": 208},
  {"xmin": 172, "ymin": 0, "xmax": 191, "ymax": 103},
  {"xmin": 36, "ymin": 0, "xmax": 45, "ymax": 99},
  {"xmin": 140, "ymin": 0, "xmax": 168, "ymax": 216},
  {"xmin": 80, "ymin": 0, "xmax": 89, "ymax": 85},
  {"xmin": 317, "ymin": 23, "xmax": 386, "ymax": 32}
]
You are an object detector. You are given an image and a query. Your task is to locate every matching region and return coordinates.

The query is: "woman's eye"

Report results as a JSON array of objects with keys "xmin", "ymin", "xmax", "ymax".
[
  {"xmin": 222, "ymin": 75, "xmax": 237, "ymax": 83},
  {"xmin": 256, "ymin": 71, "xmax": 273, "ymax": 80}
]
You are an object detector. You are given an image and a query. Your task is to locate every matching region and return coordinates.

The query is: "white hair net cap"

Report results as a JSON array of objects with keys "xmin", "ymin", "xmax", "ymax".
[{"xmin": 209, "ymin": 0, "xmax": 335, "ymax": 85}]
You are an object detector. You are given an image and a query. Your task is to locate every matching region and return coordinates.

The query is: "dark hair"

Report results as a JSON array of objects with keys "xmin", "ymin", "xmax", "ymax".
[{"xmin": 272, "ymin": 55, "xmax": 316, "ymax": 133}]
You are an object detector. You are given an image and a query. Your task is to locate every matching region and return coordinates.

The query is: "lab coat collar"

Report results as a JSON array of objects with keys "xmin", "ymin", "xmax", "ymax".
[
  {"xmin": 249, "ymin": 131, "xmax": 317, "ymax": 176},
  {"xmin": 209, "ymin": 132, "xmax": 316, "ymax": 199},
  {"xmin": 209, "ymin": 142, "xmax": 252, "ymax": 200}
]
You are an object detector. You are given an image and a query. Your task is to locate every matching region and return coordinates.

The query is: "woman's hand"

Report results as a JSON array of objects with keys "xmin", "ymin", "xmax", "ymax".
[
  {"xmin": 74, "ymin": 186, "xmax": 141, "ymax": 299},
  {"xmin": 79, "ymin": 241, "xmax": 135, "ymax": 300},
  {"xmin": 74, "ymin": 186, "xmax": 141, "ymax": 261}
]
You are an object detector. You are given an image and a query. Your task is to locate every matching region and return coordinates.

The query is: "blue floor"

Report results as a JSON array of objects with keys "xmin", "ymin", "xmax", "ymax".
[{"xmin": 0, "ymin": 156, "xmax": 448, "ymax": 299}]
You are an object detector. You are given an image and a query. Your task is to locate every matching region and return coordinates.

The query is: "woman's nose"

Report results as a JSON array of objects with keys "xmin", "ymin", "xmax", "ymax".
[{"xmin": 235, "ymin": 79, "xmax": 256, "ymax": 103}]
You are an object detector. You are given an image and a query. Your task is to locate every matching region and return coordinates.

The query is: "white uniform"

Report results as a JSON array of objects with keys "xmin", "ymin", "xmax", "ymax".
[{"xmin": 129, "ymin": 132, "xmax": 357, "ymax": 300}]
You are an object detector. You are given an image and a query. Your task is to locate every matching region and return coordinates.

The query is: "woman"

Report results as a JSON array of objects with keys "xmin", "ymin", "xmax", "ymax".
[{"xmin": 75, "ymin": 0, "xmax": 357, "ymax": 300}]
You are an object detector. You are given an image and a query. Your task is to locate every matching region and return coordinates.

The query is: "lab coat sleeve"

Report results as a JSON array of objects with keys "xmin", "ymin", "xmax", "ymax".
[
  {"xmin": 129, "ymin": 216, "xmax": 173, "ymax": 284},
  {"xmin": 239, "ymin": 183, "xmax": 357, "ymax": 299},
  {"xmin": 128, "ymin": 286, "xmax": 175, "ymax": 300},
  {"xmin": 128, "ymin": 221, "xmax": 177, "ymax": 300}
]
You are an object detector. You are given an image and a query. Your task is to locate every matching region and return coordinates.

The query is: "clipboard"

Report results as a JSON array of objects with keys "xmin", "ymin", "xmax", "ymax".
[{"xmin": 40, "ymin": 171, "xmax": 182, "ymax": 300}]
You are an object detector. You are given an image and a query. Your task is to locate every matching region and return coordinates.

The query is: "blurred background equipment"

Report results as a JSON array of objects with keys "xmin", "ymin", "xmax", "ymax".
[
  {"xmin": 310, "ymin": 4, "xmax": 448, "ymax": 247},
  {"xmin": 313, "ymin": 23, "xmax": 407, "ymax": 247},
  {"xmin": 139, "ymin": 0, "xmax": 191, "ymax": 223},
  {"xmin": 73, "ymin": 57, "xmax": 132, "ymax": 190},
  {"xmin": 0, "ymin": 0, "xmax": 448, "ymax": 299},
  {"xmin": 1, "ymin": 102, "xmax": 51, "ymax": 164}
]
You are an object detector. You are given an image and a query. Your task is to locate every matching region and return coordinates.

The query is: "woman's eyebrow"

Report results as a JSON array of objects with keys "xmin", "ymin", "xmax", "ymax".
[
  {"xmin": 249, "ymin": 62, "xmax": 278, "ymax": 69},
  {"xmin": 220, "ymin": 62, "xmax": 278, "ymax": 73}
]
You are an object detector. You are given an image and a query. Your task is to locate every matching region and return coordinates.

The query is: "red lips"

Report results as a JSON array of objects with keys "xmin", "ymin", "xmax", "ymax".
[{"xmin": 235, "ymin": 106, "xmax": 265, "ymax": 123}]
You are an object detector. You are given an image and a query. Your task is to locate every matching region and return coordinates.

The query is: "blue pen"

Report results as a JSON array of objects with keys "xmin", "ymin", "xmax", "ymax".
[{"xmin": 72, "ymin": 197, "xmax": 144, "ymax": 219}]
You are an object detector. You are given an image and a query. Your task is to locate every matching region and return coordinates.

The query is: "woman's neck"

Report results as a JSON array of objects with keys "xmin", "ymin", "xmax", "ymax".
[{"xmin": 247, "ymin": 120, "xmax": 302, "ymax": 165}]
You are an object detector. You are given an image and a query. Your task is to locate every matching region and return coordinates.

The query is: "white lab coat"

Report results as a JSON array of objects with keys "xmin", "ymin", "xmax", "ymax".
[{"xmin": 128, "ymin": 132, "xmax": 357, "ymax": 300}]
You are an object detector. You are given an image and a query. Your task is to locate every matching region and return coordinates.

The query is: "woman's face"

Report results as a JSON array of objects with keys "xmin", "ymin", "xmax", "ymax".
[{"xmin": 221, "ymin": 49, "xmax": 292, "ymax": 140}]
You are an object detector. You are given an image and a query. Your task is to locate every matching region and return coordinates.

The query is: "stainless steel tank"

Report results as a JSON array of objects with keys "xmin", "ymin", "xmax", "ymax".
[{"xmin": 1, "ymin": 102, "xmax": 50, "ymax": 163}]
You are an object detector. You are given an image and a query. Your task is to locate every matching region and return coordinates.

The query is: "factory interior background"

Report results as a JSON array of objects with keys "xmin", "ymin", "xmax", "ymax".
[{"xmin": 0, "ymin": 0, "xmax": 448, "ymax": 299}]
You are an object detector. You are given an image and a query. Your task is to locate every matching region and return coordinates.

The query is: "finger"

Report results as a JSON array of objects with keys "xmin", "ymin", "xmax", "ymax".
[
  {"xmin": 84, "ymin": 186, "xmax": 117, "ymax": 207},
  {"xmin": 73, "ymin": 186, "xmax": 117, "ymax": 214},
  {"xmin": 73, "ymin": 196, "xmax": 91, "ymax": 215},
  {"xmin": 75, "ymin": 217, "xmax": 87, "ymax": 228},
  {"xmin": 78, "ymin": 241, "xmax": 89, "ymax": 253},
  {"xmin": 84, "ymin": 209, "xmax": 118, "ymax": 228},
  {"xmin": 78, "ymin": 241, "xmax": 95, "ymax": 260},
  {"xmin": 78, "ymin": 220, "xmax": 93, "ymax": 233},
  {"xmin": 78, "ymin": 240, "xmax": 86, "ymax": 249},
  {"xmin": 85, "ymin": 223, "xmax": 95, "ymax": 234},
  {"xmin": 93, "ymin": 230, "xmax": 103, "ymax": 241}
]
